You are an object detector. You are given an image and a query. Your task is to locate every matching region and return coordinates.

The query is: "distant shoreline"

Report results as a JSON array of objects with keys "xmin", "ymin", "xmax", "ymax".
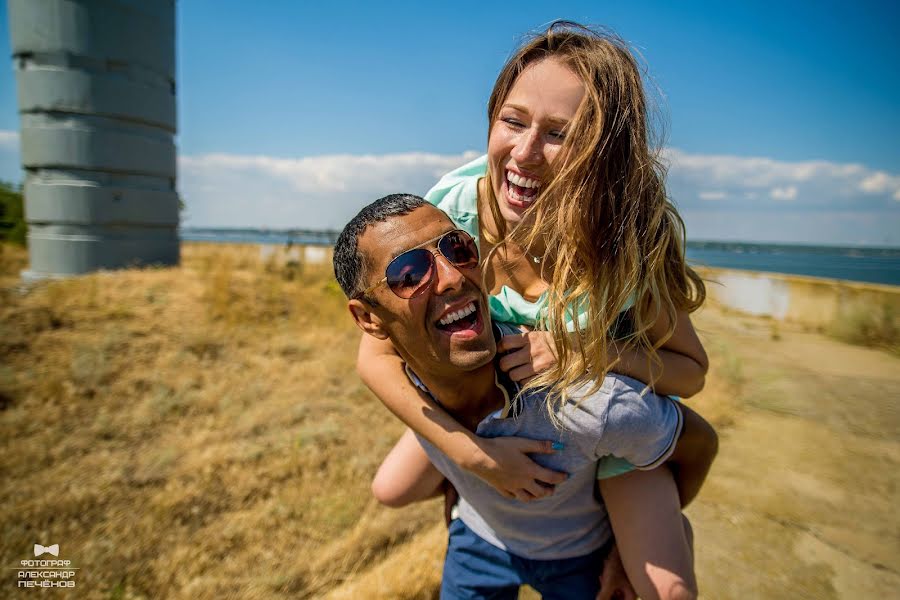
[
  {"xmin": 687, "ymin": 239, "xmax": 900, "ymax": 254},
  {"xmin": 179, "ymin": 228, "xmax": 900, "ymax": 287},
  {"xmin": 178, "ymin": 227, "xmax": 900, "ymax": 253}
]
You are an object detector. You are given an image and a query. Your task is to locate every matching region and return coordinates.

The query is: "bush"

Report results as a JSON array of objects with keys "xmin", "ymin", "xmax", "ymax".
[
  {"xmin": 0, "ymin": 181, "xmax": 26, "ymax": 246},
  {"xmin": 828, "ymin": 303, "xmax": 899, "ymax": 354}
]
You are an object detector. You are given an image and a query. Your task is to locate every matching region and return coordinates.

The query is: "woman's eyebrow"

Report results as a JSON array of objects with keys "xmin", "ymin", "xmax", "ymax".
[
  {"xmin": 545, "ymin": 116, "xmax": 570, "ymax": 127},
  {"xmin": 501, "ymin": 103, "xmax": 570, "ymax": 126}
]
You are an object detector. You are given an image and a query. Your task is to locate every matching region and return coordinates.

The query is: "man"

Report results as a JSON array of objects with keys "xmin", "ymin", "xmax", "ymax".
[{"xmin": 333, "ymin": 194, "xmax": 716, "ymax": 599}]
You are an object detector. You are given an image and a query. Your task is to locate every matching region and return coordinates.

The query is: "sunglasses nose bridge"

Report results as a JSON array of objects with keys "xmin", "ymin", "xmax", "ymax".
[{"xmin": 431, "ymin": 248, "xmax": 467, "ymax": 294}]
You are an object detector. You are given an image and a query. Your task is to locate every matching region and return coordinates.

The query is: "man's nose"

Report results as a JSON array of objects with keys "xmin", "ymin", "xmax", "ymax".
[
  {"xmin": 432, "ymin": 253, "xmax": 466, "ymax": 295},
  {"xmin": 510, "ymin": 128, "xmax": 542, "ymax": 165}
]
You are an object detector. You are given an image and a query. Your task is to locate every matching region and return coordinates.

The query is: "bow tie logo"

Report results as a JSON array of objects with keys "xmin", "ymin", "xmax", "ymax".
[{"xmin": 34, "ymin": 544, "xmax": 59, "ymax": 557}]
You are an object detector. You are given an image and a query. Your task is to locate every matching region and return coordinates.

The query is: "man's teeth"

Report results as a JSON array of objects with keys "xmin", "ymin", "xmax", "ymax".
[
  {"xmin": 439, "ymin": 302, "xmax": 476, "ymax": 326},
  {"xmin": 507, "ymin": 172, "xmax": 541, "ymax": 189}
]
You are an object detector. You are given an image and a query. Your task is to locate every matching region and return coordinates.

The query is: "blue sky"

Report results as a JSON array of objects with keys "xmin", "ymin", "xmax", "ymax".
[{"xmin": 1, "ymin": 1, "xmax": 899, "ymax": 245}]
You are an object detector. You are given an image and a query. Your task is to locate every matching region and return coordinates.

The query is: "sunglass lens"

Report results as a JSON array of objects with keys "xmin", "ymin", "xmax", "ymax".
[
  {"xmin": 386, "ymin": 249, "xmax": 434, "ymax": 298},
  {"xmin": 440, "ymin": 231, "xmax": 479, "ymax": 267}
]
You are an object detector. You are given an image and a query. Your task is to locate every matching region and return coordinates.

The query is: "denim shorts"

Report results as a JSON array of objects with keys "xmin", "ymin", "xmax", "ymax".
[{"xmin": 441, "ymin": 518, "xmax": 610, "ymax": 600}]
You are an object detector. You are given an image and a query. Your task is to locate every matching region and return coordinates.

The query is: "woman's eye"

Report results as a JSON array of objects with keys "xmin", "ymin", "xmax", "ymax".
[
  {"xmin": 548, "ymin": 130, "xmax": 566, "ymax": 140},
  {"xmin": 502, "ymin": 117, "xmax": 525, "ymax": 128}
]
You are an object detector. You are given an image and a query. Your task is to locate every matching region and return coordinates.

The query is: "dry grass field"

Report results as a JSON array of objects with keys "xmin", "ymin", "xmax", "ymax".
[{"xmin": 1, "ymin": 242, "xmax": 898, "ymax": 599}]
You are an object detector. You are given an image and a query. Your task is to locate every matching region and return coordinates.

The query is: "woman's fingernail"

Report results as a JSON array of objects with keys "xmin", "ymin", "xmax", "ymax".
[{"xmin": 551, "ymin": 441, "xmax": 565, "ymax": 451}]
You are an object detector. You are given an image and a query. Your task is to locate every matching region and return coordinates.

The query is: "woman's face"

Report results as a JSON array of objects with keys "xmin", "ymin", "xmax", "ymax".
[{"xmin": 487, "ymin": 57, "xmax": 586, "ymax": 225}]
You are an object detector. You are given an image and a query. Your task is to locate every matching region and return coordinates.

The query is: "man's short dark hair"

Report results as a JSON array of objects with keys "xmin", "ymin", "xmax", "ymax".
[{"xmin": 333, "ymin": 194, "xmax": 429, "ymax": 298}]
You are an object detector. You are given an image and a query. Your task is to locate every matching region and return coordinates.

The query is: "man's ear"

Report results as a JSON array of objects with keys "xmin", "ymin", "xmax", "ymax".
[{"xmin": 348, "ymin": 299, "xmax": 390, "ymax": 340}]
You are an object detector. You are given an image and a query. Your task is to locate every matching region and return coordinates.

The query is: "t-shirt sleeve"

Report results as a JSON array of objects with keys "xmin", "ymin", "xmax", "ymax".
[
  {"xmin": 423, "ymin": 155, "xmax": 485, "ymax": 242},
  {"xmin": 593, "ymin": 379, "xmax": 683, "ymax": 469},
  {"xmin": 560, "ymin": 376, "xmax": 683, "ymax": 469}
]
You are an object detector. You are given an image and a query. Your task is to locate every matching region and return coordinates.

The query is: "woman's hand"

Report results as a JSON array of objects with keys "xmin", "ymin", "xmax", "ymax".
[
  {"xmin": 497, "ymin": 329, "xmax": 559, "ymax": 383},
  {"xmin": 463, "ymin": 436, "xmax": 569, "ymax": 501}
]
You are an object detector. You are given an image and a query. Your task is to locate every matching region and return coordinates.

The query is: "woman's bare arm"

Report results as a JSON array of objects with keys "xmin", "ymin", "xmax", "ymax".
[
  {"xmin": 610, "ymin": 309, "xmax": 709, "ymax": 398},
  {"xmin": 371, "ymin": 428, "xmax": 446, "ymax": 507},
  {"xmin": 497, "ymin": 309, "xmax": 707, "ymax": 398},
  {"xmin": 357, "ymin": 333, "xmax": 568, "ymax": 500}
]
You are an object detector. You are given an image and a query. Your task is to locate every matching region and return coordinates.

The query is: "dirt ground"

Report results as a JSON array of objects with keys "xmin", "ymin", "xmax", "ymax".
[
  {"xmin": 1, "ymin": 242, "xmax": 898, "ymax": 599},
  {"xmin": 683, "ymin": 305, "xmax": 900, "ymax": 599}
]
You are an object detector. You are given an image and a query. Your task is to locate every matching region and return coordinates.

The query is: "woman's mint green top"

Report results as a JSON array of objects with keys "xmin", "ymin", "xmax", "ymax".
[{"xmin": 424, "ymin": 154, "xmax": 634, "ymax": 479}]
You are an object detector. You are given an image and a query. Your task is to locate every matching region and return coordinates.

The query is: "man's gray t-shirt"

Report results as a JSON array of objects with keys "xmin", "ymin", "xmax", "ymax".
[{"xmin": 411, "ymin": 322, "xmax": 683, "ymax": 561}]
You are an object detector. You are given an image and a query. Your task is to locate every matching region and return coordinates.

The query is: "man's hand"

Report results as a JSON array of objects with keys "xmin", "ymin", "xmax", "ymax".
[
  {"xmin": 463, "ymin": 436, "xmax": 568, "ymax": 501},
  {"xmin": 597, "ymin": 544, "xmax": 637, "ymax": 600},
  {"xmin": 497, "ymin": 329, "xmax": 558, "ymax": 383}
]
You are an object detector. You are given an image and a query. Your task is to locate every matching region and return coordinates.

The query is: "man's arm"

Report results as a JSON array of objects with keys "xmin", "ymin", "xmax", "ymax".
[{"xmin": 665, "ymin": 402, "xmax": 718, "ymax": 507}]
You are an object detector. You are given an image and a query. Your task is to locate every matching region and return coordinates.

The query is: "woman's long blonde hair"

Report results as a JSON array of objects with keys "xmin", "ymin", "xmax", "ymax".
[{"xmin": 483, "ymin": 21, "xmax": 705, "ymax": 419}]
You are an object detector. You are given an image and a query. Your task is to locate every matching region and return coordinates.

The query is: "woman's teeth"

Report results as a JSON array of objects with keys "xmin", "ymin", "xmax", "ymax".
[
  {"xmin": 506, "ymin": 171, "xmax": 541, "ymax": 204},
  {"xmin": 439, "ymin": 302, "xmax": 476, "ymax": 326},
  {"xmin": 507, "ymin": 172, "xmax": 541, "ymax": 189}
]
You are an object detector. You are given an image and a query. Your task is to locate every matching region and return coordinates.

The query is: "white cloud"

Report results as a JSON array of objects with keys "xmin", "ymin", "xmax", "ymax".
[
  {"xmin": 859, "ymin": 172, "xmax": 900, "ymax": 201},
  {"xmin": 770, "ymin": 186, "xmax": 797, "ymax": 201},
  {"xmin": 681, "ymin": 209, "xmax": 900, "ymax": 246},
  {"xmin": 179, "ymin": 150, "xmax": 480, "ymax": 228},
  {"xmin": 663, "ymin": 149, "xmax": 899, "ymax": 243},
  {"xmin": 664, "ymin": 148, "xmax": 900, "ymax": 210},
  {"xmin": 665, "ymin": 148, "xmax": 869, "ymax": 188},
  {"xmin": 174, "ymin": 147, "xmax": 899, "ymax": 244},
  {"xmin": 2, "ymin": 131, "xmax": 897, "ymax": 244},
  {"xmin": 698, "ymin": 191, "xmax": 727, "ymax": 201},
  {"xmin": 0, "ymin": 130, "xmax": 18, "ymax": 149},
  {"xmin": 0, "ymin": 130, "xmax": 22, "ymax": 184},
  {"xmin": 860, "ymin": 171, "xmax": 889, "ymax": 192}
]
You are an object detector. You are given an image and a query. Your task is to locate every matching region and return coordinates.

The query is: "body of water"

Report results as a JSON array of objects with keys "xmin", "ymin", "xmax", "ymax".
[
  {"xmin": 180, "ymin": 227, "xmax": 339, "ymax": 246},
  {"xmin": 180, "ymin": 228, "xmax": 900, "ymax": 287},
  {"xmin": 686, "ymin": 241, "xmax": 900, "ymax": 287}
]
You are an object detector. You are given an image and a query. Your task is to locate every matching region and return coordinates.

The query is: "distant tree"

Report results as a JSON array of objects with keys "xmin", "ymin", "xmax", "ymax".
[{"xmin": 0, "ymin": 181, "xmax": 27, "ymax": 246}]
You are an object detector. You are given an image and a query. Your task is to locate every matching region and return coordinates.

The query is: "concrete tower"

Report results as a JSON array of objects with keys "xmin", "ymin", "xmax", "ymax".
[{"xmin": 8, "ymin": 0, "xmax": 179, "ymax": 278}]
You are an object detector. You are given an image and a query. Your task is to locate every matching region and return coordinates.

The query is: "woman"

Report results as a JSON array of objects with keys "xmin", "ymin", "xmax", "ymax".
[{"xmin": 361, "ymin": 21, "xmax": 710, "ymax": 599}]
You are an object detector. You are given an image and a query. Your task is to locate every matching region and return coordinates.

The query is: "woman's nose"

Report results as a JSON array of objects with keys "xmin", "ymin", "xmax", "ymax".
[{"xmin": 510, "ymin": 128, "xmax": 543, "ymax": 165}]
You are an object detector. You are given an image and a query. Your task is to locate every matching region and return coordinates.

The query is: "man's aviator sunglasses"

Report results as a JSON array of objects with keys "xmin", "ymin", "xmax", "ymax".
[{"xmin": 355, "ymin": 229, "xmax": 480, "ymax": 300}]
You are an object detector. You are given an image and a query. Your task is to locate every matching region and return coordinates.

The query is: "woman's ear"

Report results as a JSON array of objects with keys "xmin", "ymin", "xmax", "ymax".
[{"xmin": 348, "ymin": 299, "xmax": 390, "ymax": 340}]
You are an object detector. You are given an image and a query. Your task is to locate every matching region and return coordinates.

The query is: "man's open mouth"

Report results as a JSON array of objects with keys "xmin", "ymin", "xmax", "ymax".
[{"xmin": 435, "ymin": 300, "xmax": 481, "ymax": 334}]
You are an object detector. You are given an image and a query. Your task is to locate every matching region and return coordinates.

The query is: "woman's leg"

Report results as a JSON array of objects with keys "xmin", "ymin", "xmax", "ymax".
[
  {"xmin": 372, "ymin": 428, "xmax": 446, "ymax": 508},
  {"xmin": 599, "ymin": 467, "xmax": 697, "ymax": 600}
]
